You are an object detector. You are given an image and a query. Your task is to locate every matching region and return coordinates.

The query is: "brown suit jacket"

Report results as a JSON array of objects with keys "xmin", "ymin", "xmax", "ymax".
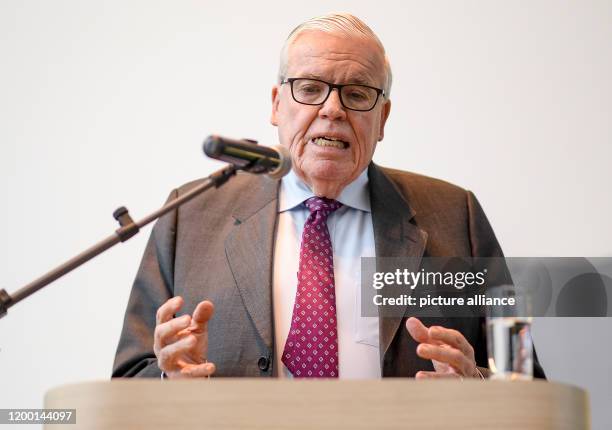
[{"xmin": 112, "ymin": 163, "xmax": 545, "ymax": 378}]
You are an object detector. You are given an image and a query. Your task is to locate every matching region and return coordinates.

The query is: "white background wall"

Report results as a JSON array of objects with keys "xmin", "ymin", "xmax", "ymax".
[{"xmin": 1, "ymin": 0, "xmax": 610, "ymax": 428}]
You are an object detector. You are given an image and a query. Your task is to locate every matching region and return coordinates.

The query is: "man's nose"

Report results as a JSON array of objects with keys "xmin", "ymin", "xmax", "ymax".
[{"xmin": 318, "ymin": 89, "xmax": 347, "ymax": 121}]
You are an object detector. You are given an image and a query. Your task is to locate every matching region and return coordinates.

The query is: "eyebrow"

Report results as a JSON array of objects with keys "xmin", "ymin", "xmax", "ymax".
[
  {"xmin": 347, "ymin": 75, "xmax": 373, "ymax": 86},
  {"xmin": 300, "ymin": 73, "xmax": 376, "ymax": 87}
]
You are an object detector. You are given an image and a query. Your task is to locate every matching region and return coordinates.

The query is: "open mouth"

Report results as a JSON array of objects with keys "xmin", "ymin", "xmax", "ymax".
[{"xmin": 310, "ymin": 136, "xmax": 350, "ymax": 149}]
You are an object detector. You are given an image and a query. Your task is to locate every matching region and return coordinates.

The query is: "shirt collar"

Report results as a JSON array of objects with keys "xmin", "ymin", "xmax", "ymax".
[{"xmin": 278, "ymin": 168, "xmax": 371, "ymax": 213}]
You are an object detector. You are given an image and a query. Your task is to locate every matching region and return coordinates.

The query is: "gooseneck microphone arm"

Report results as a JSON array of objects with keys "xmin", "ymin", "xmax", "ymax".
[{"xmin": 0, "ymin": 163, "xmax": 239, "ymax": 319}]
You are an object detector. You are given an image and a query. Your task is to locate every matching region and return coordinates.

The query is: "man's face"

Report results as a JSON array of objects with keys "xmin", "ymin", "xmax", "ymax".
[{"xmin": 271, "ymin": 31, "xmax": 391, "ymax": 198}]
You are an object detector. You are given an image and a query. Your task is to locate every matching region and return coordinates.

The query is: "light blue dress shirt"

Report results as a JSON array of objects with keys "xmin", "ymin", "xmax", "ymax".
[{"xmin": 273, "ymin": 168, "xmax": 381, "ymax": 378}]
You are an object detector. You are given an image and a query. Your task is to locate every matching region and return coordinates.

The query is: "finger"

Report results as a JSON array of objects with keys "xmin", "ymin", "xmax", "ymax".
[
  {"xmin": 156, "ymin": 296, "xmax": 184, "ymax": 325},
  {"xmin": 429, "ymin": 326, "xmax": 473, "ymax": 357},
  {"xmin": 405, "ymin": 317, "xmax": 431, "ymax": 344},
  {"xmin": 155, "ymin": 314, "xmax": 192, "ymax": 348},
  {"xmin": 190, "ymin": 300, "xmax": 214, "ymax": 333},
  {"xmin": 179, "ymin": 361, "xmax": 216, "ymax": 378},
  {"xmin": 416, "ymin": 344, "xmax": 469, "ymax": 374},
  {"xmin": 158, "ymin": 335, "xmax": 198, "ymax": 371},
  {"xmin": 416, "ymin": 371, "xmax": 461, "ymax": 379}
]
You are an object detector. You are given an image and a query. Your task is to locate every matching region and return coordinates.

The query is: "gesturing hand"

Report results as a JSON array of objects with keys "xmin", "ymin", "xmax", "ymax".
[
  {"xmin": 153, "ymin": 296, "xmax": 216, "ymax": 379},
  {"xmin": 406, "ymin": 317, "xmax": 482, "ymax": 379}
]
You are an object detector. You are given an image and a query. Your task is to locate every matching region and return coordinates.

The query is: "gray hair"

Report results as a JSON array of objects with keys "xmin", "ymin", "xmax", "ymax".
[{"xmin": 277, "ymin": 13, "xmax": 392, "ymax": 98}]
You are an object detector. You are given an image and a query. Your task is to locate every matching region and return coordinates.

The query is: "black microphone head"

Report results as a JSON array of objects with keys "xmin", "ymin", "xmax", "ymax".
[{"xmin": 202, "ymin": 135, "xmax": 225, "ymax": 159}]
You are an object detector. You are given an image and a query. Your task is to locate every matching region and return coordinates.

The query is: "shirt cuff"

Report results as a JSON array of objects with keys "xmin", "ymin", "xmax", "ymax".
[{"xmin": 475, "ymin": 367, "xmax": 487, "ymax": 380}]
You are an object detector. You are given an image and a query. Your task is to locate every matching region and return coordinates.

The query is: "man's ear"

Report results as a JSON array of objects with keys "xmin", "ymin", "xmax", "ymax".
[
  {"xmin": 270, "ymin": 85, "xmax": 280, "ymax": 126},
  {"xmin": 377, "ymin": 99, "xmax": 391, "ymax": 141}
]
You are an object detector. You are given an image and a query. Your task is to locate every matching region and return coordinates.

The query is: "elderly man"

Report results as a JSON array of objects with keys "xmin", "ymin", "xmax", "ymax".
[{"xmin": 113, "ymin": 13, "xmax": 544, "ymax": 380}]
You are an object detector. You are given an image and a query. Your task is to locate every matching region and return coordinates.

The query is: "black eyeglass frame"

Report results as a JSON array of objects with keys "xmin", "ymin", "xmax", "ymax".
[{"xmin": 281, "ymin": 77, "xmax": 385, "ymax": 112}]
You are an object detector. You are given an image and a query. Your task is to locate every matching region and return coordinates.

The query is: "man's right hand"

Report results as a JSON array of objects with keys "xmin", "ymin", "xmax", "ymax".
[{"xmin": 153, "ymin": 296, "xmax": 216, "ymax": 378}]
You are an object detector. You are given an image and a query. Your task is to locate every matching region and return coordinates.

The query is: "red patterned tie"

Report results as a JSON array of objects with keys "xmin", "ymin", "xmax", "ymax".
[{"xmin": 282, "ymin": 197, "xmax": 343, "ymax": 378}]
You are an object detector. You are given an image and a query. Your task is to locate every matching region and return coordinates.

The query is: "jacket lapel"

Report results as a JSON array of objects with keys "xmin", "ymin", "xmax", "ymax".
[
  {"xmin": 225, "ymin": 175, "xmax": 280, "ymax": 350},
  {"xmin": 368, "ymin": 164, "xmax": 428, "ymax": 364}
]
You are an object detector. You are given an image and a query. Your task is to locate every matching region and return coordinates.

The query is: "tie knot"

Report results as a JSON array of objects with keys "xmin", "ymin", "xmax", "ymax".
[{"xmin": 304, "ymin": 197, "xmax": 342, "ymax": 216}]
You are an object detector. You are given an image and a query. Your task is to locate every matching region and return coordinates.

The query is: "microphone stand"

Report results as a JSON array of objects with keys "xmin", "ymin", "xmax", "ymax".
[{"xmin": 0, "ymin": 164, "xmax": 239, "ymax": 319}]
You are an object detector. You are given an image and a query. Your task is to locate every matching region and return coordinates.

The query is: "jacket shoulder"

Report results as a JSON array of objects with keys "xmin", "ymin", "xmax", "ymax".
[
  {"xmin": 176, "ymin": 171, "xmax": 266, "ymax": 197},
  {"xmin": 173, "ymin": 171, "xmax": 274, "ymax": 214},
  {"xmin": 377, "ymin": 166, "xmax": 469, "ymax": 212}
]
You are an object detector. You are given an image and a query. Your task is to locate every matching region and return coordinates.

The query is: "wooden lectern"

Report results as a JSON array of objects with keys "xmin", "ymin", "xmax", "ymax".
[{"xmin": 44, "ymin": 379, "xmax": 589, "ymax": 429}]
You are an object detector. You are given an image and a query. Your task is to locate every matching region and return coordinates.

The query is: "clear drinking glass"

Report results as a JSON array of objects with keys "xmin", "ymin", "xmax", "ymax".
[{"xmin": 486, "ymin": 284, "xmax": 534, "ymax": 380}]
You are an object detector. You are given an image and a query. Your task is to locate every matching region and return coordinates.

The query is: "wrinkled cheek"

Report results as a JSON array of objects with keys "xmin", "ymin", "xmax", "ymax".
[
  {"xmin": 288, "ymin": 142, "xmax": 305, "ymax": 172},
  {"xmin": 288, "ymin": 140, "xmax": 299, "ymax": 158}
]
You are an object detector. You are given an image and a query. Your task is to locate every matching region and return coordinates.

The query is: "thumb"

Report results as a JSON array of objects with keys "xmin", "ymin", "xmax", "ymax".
[
  {"xmin": 405, "ymin": 317, "xmax": 430, "ymax": 343},
  {"xmin": 190, "ymin": 300, "xmax": 214, "ymax": 333}
]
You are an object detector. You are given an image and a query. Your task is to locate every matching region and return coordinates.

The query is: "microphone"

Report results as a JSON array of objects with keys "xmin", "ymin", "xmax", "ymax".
[{"xmin": 203, "ymin": 135, "xmax": 292, "ymax": 179}]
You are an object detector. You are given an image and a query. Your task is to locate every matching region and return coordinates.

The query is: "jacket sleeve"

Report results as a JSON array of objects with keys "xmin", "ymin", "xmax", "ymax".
[
  {"xmin": 466, "ymin": 190, "xmax": 546, "ymax": 379},
  {"xmin": 111, "ymin": 190, "xmax": 178, "ymax": 378}
]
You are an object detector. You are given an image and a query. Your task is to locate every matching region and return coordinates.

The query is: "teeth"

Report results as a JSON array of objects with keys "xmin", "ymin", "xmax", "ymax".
[{"xmin": 313, "ymin": 137, "xmax": 347, "ymax": 149}]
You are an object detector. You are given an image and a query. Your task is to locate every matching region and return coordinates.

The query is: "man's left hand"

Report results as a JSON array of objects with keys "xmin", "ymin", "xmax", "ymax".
[{"xmin": 406, "ymin": 317, "xmax": 481, "ymax": 379}]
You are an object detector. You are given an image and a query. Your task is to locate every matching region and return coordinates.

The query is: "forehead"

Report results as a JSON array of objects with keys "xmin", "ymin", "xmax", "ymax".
[{"xmin": 286, "ymin": 31, "xmax": 386, "ymax": 87}]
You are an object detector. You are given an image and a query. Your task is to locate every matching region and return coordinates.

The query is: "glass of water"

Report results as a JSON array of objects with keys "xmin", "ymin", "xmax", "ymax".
[{"xmin": 486, "ymin": 284, "xmax": 534, "ymax": 380}]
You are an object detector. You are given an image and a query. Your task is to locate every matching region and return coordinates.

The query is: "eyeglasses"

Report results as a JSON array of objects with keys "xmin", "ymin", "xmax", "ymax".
[{"xmin": 281, "ymin": 78, "xmax": 385, "ymax": 112}]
